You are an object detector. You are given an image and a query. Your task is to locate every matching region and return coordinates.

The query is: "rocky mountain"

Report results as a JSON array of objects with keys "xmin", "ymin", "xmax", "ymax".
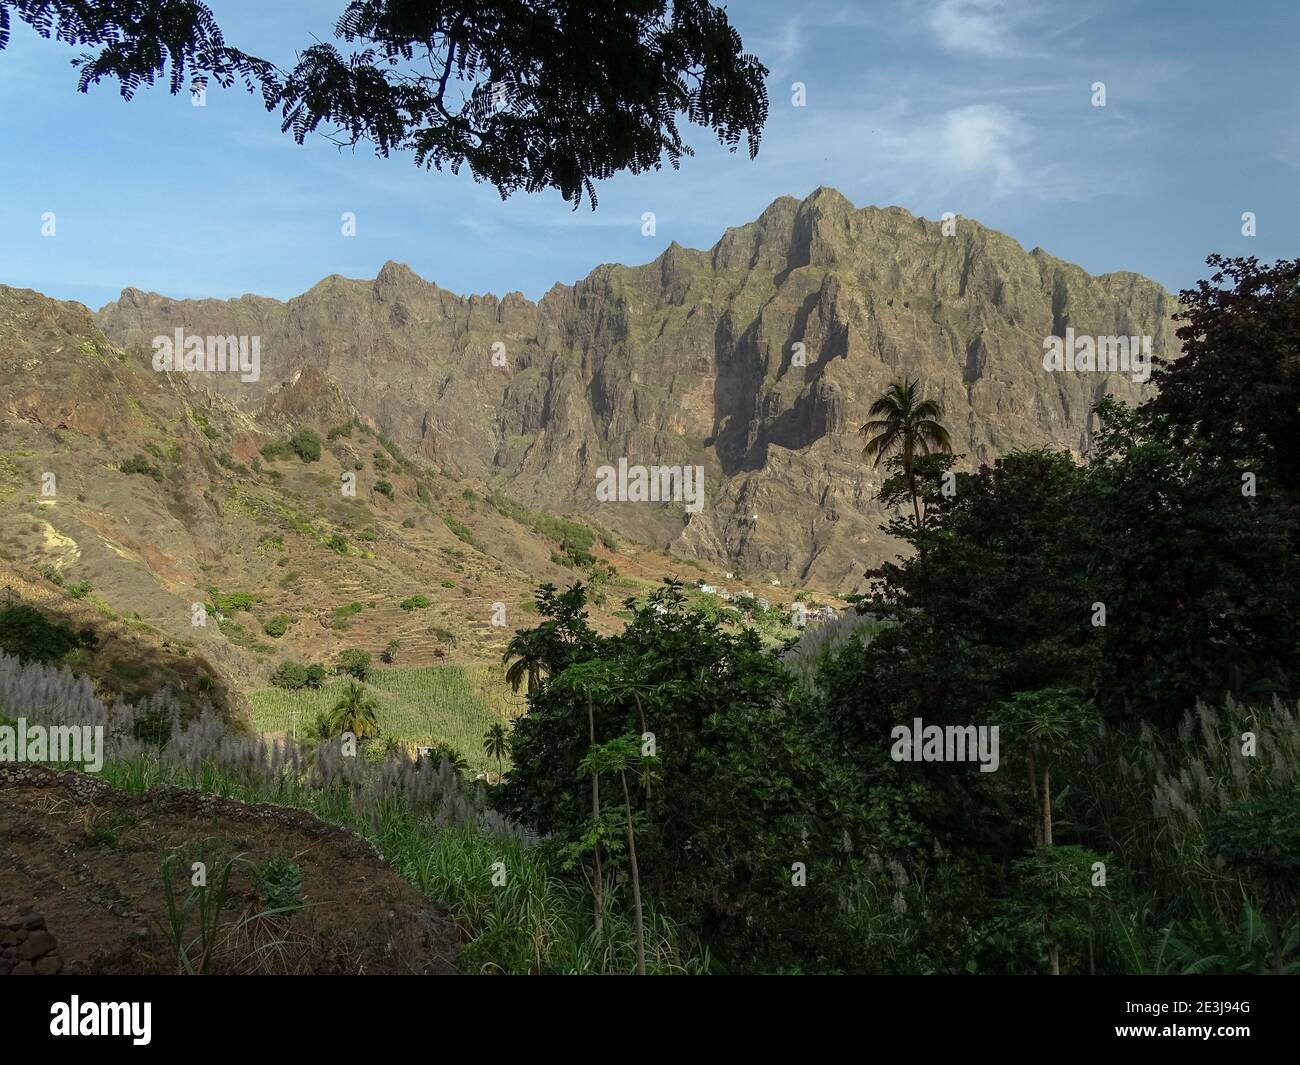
[
  {"xmin": 87, "ymin": 188, "xmax": 1176, "ymax": 588},
  {"xmin": 2, "ymin": 281, "xmax": 810, "ymax": 707}
]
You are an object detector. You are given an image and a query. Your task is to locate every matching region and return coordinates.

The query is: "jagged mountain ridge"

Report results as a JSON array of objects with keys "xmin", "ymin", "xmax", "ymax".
[
  {"xmin": 95, "ymin": 187, "xmax": 1178, "ymax": 587},
  {"xmin": 2, "ymin": 282, "xmax": 773, "ymax": 698}
]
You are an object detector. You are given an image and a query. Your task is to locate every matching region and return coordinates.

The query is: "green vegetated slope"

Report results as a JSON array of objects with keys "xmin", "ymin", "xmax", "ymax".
[
  {"xmin": 0, "ymin": 282, "xmax": 819, "ymax": 729},
  {"xmin": 249, "ymin": 664, "xmax": 523, "ymax": 772}
]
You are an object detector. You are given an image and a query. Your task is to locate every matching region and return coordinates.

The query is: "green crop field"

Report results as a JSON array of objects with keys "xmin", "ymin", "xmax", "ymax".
[{"xmin": 248, "ymin": 662, "xmax": 525, "ymax": 773}]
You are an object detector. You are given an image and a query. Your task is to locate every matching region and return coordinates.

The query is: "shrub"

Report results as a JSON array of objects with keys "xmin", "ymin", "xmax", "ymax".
[
  {"xmin": 0, "ymin": 604, "xmax": 79, "ymax": 663},
  {"xmin": 400, "ymin": 595, "xmax": 430, "ymax": 611},
  {"xmin": 132, "ymin": 702, "xmax": 175, "ymax": 746},
  {"xmin": 270, "ymin": 661, "xmax": 309, "ymax": 690},
  {"xmin": 118, "ymin": 454, "xmax": 162, "ymax": 480},
  {"xmin": 262, "ymin": 614, "xmax": 292, "ymax": 638},
  {"xmin": 304, "ymin": 663, "xmax": 327, "ymax": 689},
  {"xmin": 67, "ymin": 580, "xmax": 92, "ymax": 600},
  {"xmin": 374, "ymin": 480, "xmax": 394, "ymax": 498},
  {"xmin": 191, "ymin": 412, "xmax": 219, "ymax": 440},
  {"xmin": 207, "ymin": 588, "xmax": 255, "ymax": 614},
  {"xmin": 377, "ymin": 433, "xmax": 406, "ymax": 467},
  {"xmin": 336, "ymin": 649, "xmax": 372, "ymax": 681},
  {"xmin": 288, "ymin": 428, "xmax": 322, "ymax": 463},
  {"xmin": 259, "ymin": 439, "xmax": 293, "ymax": 462},
  {"xmin": 486, "ymin": 491, "xmax": 597, "ymax": 564},
  {"xmin": 1206, "ymin": 794, "xmax": 1300, "ymax": 973},
  {"xmin": 326, "ymin": 534, "xmax": 350, "ymax": 554},
  {"xmin": 443, "ymin": 516, "xmax": 483, "ymax": 550},
  {"xmin": 331, "ymin": 602, "xmax": 363, "ymax": 629}
]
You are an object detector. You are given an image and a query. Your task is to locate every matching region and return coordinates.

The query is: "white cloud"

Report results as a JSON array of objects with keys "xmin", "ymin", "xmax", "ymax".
[
  {"xmin": 927, "ymin": 0, "xmax": 1016, "ymax": 58},
  {"xmin": 939, "ymin": 104, "xmax": 1027, "ymax": 194},
  {"xmin": 875, "ymin": 103, "xmax": 1029, "ymax": 198}
]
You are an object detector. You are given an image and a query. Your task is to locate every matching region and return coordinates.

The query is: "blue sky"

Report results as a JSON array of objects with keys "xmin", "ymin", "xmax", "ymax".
[{"xmin": 1, "ymin": 0, "xmax": 1297, "ymax": 309}]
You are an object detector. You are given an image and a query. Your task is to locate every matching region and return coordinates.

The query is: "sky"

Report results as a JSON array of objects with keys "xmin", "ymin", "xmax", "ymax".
[{"xmin": 1, "ymin": 0, "xmax": 1297, "ymax": 310}]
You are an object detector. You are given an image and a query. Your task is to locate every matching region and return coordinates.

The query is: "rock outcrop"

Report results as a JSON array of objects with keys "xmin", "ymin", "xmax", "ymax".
[{"xmin": 96, "ymin": 188, "xmax": 1179, "ymax": 587}]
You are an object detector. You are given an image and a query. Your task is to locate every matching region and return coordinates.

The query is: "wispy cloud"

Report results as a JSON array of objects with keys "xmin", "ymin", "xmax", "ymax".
[
  {"xmin": 927, "ymin": 0, "xmax": 1020, "ymax": 58},
  {"xmin": 877, "ymin": 103, "xmax": 1029, "ymax": 197},
  {"xmin": 756, "ymin": 16, "xmax": 804, "ymax": 78}
]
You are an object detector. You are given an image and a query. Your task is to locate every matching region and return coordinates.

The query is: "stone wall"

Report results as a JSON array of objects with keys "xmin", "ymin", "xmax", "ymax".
[{"xmin": 1, "ymin": 914, "xmax": 63, "ymax": 975}]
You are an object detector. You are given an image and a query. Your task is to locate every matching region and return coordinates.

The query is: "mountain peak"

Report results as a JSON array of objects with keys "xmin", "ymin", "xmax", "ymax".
[
  {"xmin": 375, "ymin": 260, "xmax": 424, "ymax": 287},
  {"xmin": 801, "ymin": 185, "xmax": 854, "ymax": 209}
]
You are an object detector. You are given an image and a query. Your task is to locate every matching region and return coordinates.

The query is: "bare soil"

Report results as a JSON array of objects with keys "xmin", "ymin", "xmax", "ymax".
[{"xmin": 0, "ymin": 765, "xmax": 459, "ymax": 974}]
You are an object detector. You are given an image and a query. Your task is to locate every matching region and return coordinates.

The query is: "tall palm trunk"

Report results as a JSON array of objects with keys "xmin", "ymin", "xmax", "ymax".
[
  {"xmin": 1041, "ymin": 764, "xmax": 1053, "ymax": 847},
  {"xmin": 620, "ymin": 770, "xmax": 646, "ymax": 975},
  {"xmin": 1027, "ymin": 751, "xmax": 1043, "ymax": 847},
  {"xmin": 1266, "ymin": 901, "xmax": 1284, "ymax": 975},
  {"xmin": 904, "ymin": 440, "xmax": 921, "ymax": 526},
  {"xmin": 632, "ymin": 691, "xmax": 651, "ymax": 823},
  {"xmin": 587, "ymin": 692, "xmax": 604, "ymax": 933},
  {"xmin": 1040, "ymin": 757, "xmax": 1059, "ymax": 974}
]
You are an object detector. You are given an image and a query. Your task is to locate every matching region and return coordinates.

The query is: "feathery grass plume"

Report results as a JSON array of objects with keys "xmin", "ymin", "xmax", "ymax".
[
  {"xmin": 3, "ymin": 650, "xmax": 692, "ymax": 972},
  {"xmin": 1074, "ymin": 696, "xmax": 1300, "ymax": 924},
  {"xmin": 780, "ymin": 609, "xmax": 882, "ymax": 691}
]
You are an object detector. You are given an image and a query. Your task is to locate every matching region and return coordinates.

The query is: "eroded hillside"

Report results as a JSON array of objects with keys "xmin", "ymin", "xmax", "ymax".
[{"xmin": 95, "ymin": 188, "xmax": 1179, "ymax": 586}]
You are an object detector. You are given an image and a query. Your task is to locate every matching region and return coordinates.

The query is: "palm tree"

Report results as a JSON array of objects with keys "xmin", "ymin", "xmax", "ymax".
[
  {"xmin": 327, "ymin": 681, "xmax": 381, "ymax": 741},
  {"xmin": 858, "ymin": 378, "xmax": 953, "ymax": 526},
  {"xmin": 502, "ymin": 629, "xmax": 546, "ymax": 695},
  {"xmin": 482, "ymin": 721, "xmax": 509, "ymax": 781}
]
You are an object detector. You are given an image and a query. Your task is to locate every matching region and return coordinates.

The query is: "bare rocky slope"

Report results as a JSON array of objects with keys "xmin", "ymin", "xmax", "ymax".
[
  {"xmin": 1, "ymin": 280, "xmax": 810, "ymax": 704},
  {"xmin": 96, "ymin": 187, "xmax": 1178, "ymax": 587}
]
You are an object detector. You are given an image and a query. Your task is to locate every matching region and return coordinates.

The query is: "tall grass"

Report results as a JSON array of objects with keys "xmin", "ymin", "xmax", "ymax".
[
  {"xmin": 780, "ymin": 610, "xmax": 883, "ymax": 692},
  {"xmin": 1074, "ymin": 697, "xmax": 1300, "ymax": 918},
  {"xmin": 370, "ymin": 814, "xmax": 706, "ymax": 974},
  {"xmin": 2, "ymin": 651, "xmax": 702, "ymax": 974}
]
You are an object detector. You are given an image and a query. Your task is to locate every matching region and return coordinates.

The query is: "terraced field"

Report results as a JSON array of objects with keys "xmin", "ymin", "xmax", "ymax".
[{"xmin": 248, "ymin": 662, "xmax": 525, "ymax": 773}]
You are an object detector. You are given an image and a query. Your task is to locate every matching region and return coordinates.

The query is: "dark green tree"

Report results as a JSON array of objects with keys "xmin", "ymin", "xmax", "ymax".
[
  {"xmin": 2, "ymin": 0, "xmax": 768, "ymax": 207},
  {"xmin": 1146, "ymin": 255, "xmax": 1300, "ymax": 490},
  {"xmin": 336, "ymin": 647, "xmax": 373, "ymax": 680},
  {"xmin": 502, "ymin": 579, "xmax": 860, "ymax": 970}
]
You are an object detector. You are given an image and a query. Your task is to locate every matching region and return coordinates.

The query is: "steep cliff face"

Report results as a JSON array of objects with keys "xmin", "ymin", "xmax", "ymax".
[{"xmin": 96, "ymin": 188, "xmax": 1179, "ymax": 588}]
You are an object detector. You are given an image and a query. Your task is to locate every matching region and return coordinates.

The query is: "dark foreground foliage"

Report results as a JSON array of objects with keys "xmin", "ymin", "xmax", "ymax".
[{"xmin": 499, "ymin": 257, "xmax": 1300, "ymax": 973}]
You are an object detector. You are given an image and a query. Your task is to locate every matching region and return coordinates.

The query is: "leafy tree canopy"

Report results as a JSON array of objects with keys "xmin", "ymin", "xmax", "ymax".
[{"xmin": 1, "ymin": 0, "xmax": 769, "ymax": 207}]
